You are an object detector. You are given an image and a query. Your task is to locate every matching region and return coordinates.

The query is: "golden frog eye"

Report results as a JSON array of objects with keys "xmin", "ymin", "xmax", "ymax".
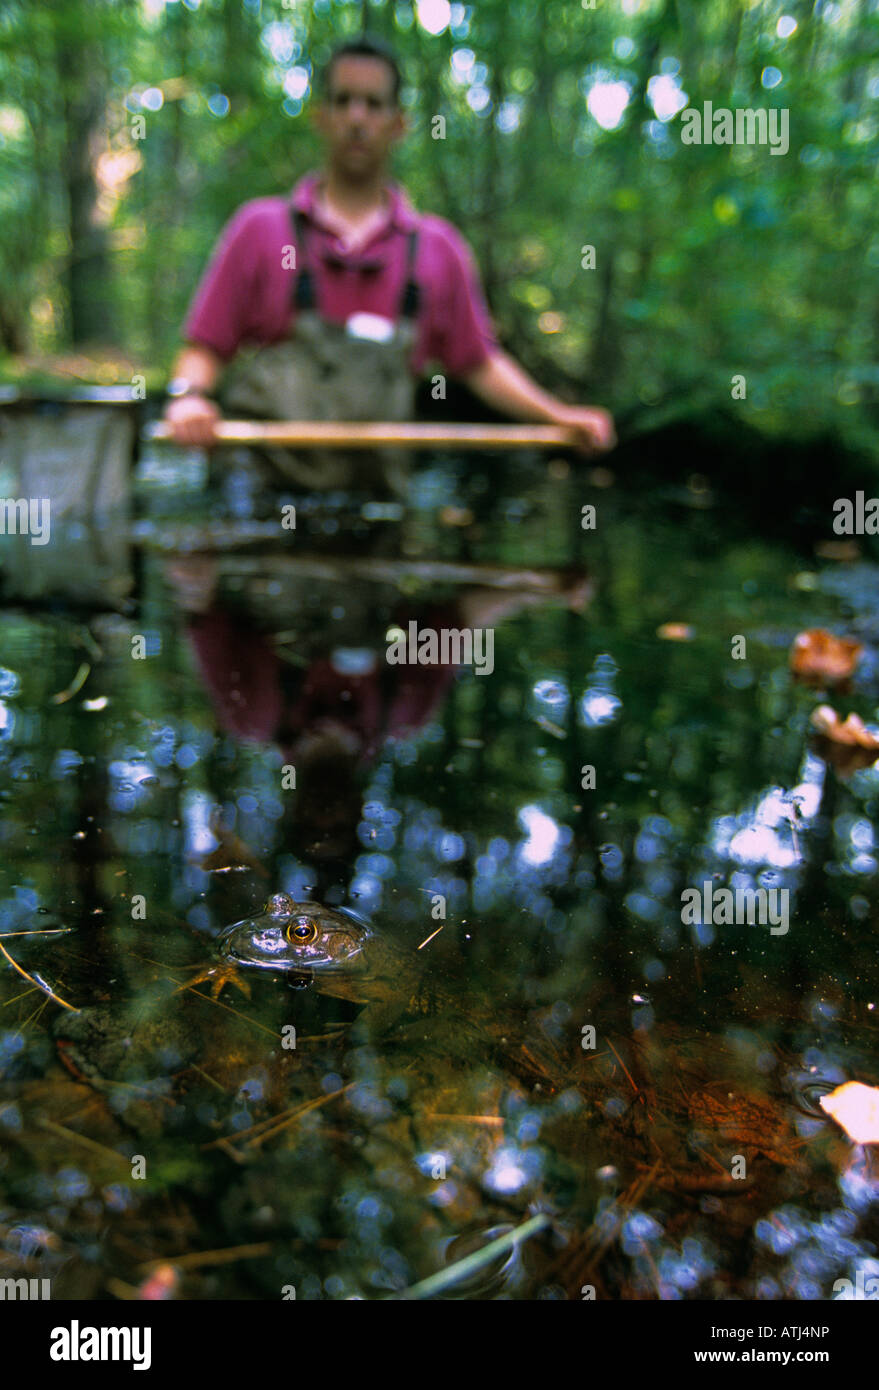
[{"xmin": 286, "ymin": 917, "xmax": 318, "ymax": 945}]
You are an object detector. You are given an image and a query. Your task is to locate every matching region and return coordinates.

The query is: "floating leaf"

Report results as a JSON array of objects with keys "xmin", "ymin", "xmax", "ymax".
[
  {"xmin": 814, "ymin": 540, "xmax": 860, "ymax": 562},
  {"xmin": 791, "ymin": 630, "xmax": 862, "ymax": 685},
  {"xmin": 819, "ymin": 1081, "xmax": 879, "ymax": 1144},
  {"xmin": 810, "ymin": 704, "xmax": 879, "ymax": 749}
]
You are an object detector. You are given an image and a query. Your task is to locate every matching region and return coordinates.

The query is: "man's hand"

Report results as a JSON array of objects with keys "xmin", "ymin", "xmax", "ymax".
[
  {"xmin": 548, "ymin": 403, "xmax": 616, "ymax": 455},
  {"xmin": 163, "ymin": 393, "xmax": 221, "ymax": 447},
  {"xmin": 465, "ymin": 351, "xmax": 616, "ymax": 455}
]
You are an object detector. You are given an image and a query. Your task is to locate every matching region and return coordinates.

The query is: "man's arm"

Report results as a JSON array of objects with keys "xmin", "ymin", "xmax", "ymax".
[
  {"xmin": 464, "ymin": 348, "xmax": 616, "ymax": 453},
  {"xmin": 162, "ymin": 344, "xmax": 223, "ymax": 446},
  {"xmin": 162, "ymin": 200, "xmax": 266, "ymax": 445}
]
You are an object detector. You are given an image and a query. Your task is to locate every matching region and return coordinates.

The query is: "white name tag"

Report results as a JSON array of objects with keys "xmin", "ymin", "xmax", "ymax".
[{"xmin": 345, "ymin": 313, "xmax": 396, "ymax": 344}]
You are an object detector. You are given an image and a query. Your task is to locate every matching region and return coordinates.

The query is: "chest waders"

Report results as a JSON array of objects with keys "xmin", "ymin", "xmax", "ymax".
[{"xmin": 220, "ymin": 207, "xmax": 419, "ymax": 498}]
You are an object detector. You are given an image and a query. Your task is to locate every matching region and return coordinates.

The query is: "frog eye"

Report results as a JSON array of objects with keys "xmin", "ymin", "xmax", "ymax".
[{"xmin": 286, "ymin": 917, "xmax": 318, "ymax": 945}]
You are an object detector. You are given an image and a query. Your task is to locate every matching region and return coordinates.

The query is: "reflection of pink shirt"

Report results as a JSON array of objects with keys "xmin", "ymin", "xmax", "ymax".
[
  {"xmin": 186, "ymin": 608, "xmax": 459, "ymax": 763},
  {"xmin": 183, "ymin": 172, "xmax": 498, "ymax": 377}
]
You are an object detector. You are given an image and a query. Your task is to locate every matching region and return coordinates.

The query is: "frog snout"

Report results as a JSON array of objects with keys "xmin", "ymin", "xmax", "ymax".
[{"xmin": 217, "ymin": 923, "xmax": 291, "ymax": 966}]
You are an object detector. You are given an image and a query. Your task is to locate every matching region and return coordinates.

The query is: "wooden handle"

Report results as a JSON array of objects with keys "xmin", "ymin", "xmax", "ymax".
[
  {"xmin": 207, "ymin": 555, "xmax": 581, "ymax": 592},
  {"xmin": 147, "ymin": 420, "xmax": 576, "ymax": 449}
]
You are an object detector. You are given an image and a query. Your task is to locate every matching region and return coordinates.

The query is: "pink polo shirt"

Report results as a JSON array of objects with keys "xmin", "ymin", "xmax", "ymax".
[{"xmin": 183, "ymin": 172, "xmax": 498, "ymax": 378}]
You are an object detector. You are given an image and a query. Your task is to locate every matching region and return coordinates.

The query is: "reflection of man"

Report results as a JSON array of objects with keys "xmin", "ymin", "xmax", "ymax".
[
  {"xmin": 165, "ymin": 555, "xmax": 590, "ymax": 862},
  {"xmin": 163, "ymin": 35, "xmax": 615, "ymax": 482},
  {"xmin": 166, "ymin": 553, "xmax": 464, "ymax": 862}
]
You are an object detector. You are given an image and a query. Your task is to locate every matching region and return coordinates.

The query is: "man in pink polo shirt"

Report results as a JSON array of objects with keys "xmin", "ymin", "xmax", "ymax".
[{"xmin": 163, "ymin": 36, "xmax": 615, "ymax": 476}]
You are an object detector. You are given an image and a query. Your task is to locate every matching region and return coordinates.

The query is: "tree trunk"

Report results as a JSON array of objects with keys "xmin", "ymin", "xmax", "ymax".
[{"xmin": 55, "ymin": 20, "xmax": 114, "ymax": 346}]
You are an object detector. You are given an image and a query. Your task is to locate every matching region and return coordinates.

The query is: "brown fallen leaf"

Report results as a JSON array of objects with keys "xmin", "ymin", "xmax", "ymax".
[
  {"xmin": 438, "ymin": 505, "xmax": 475, "ymax": 528},
  {"xmin": 810, "ymin": 705, "xmax": 879, "ymax": 749},
  {"xmin": 790, "ymin": 629, "xmax": 862, "ymax": 686},
  {"xmin": 814, "ymin": 540, "xmax": 860, "ymax": 562},
  {"xmin": 812, "ymin": 738, "xmax": 879, "ymax": 779},
  {"xmin": 820, "ymin": 1081, "xmax": 879, "ymax": 1144}
]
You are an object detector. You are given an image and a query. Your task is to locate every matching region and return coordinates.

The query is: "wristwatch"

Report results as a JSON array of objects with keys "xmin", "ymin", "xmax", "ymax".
[{"xmin": 166, "ymin": 377, "xmax": 204, "ymax": 399}]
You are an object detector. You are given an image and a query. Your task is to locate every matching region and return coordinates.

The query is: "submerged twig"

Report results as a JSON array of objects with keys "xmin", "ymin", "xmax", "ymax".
[
  {"xmin": 175, "ymin": 979, "xmax": 278, "ymax": 1038},
  {"xmin": 0, "ymin": 928, "xmax": 72, "ymax": 938},
  {"xmin": 1, "ymin": 986, "xmax": 39, "ymax": 1008},
  {"xmin": 50, "ymin": 662, "xmax": 91, "ymax": 704},
  {"xmin": 423, "ymin": 1113, "xmax": 504, "ymax": 1127},
  {"xmin": 137, "ymin": 1243, "xmax": 272, "ymax": 1274},
  {"xmin": 202, "ymin": 1082, "xmax": 356, "ymax": 1151},
  {"xmin": 392, "ymin": 1213, "xmax": 552, "ymax": 1300},
  {"xmin": 605, "ymin": 1038, "xmax": 642, "ymax": 1101},
  {"xmin": 38, "ymin": 1118, "xmax": 130, "ymax": 1166},
  {"xmin": 0, "ymin": 939, "xmax": 80, "ymax": 1012}
]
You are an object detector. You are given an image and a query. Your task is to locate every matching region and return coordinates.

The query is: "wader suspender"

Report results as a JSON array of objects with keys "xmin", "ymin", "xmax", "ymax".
[{"xmin": 290, "ymin": 207, "xmax": 420, "ymax": 322}]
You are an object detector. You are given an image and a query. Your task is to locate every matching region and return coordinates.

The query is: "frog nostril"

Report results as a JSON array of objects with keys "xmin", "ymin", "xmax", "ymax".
[{"xmin": 266, "ymin": 893, "xmax": 295, "ymax": 920}]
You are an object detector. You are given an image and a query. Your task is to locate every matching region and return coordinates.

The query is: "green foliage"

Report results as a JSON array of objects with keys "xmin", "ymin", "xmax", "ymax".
[{"xmin": 0, "ymin": 0, "xmax": 877, "ymax": 447}]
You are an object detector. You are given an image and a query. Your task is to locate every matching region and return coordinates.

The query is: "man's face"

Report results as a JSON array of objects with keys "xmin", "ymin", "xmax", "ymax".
[{"xmin": 316, "ymin": 56, "xmax": 404, "ymax": 180}]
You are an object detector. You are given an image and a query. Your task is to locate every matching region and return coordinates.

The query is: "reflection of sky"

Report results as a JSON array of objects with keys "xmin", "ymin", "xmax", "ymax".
[
  {"xmin": 370, "ymin": 787, "xmax": 574, "ymax": 924},
  {"xmin": 615, "ymin": 1169, "xmax": 879, "ymax": 1298},
  {"xmin": 484, "ymin": 1145, "xmax": 542, "ymax": 1194},
  {"xmin": 108, "ymin": 756, "xmax": 158, "ymax": 813},
  {"xmin": 614, "ymin": 1210, "xmax": 717, "ymax": 1298},
  {"xmin": 706, "ymin": 750, "xmax": 879, "ymax": 883},
  {"xmin": 517, "ymin": 805, "xmax": 561, "ymax": 867},
  {"xmin": 754, "ymin": 1185, "xmax": 879, "ymax": 1299},
  {"xmin": 183, "ymin": 790, "xmax": 216, "ymax": 857},
  {"xmin": 532, "ymin": 678, "xmax": 569, "ymax": 719},
  {"xmin": 712, "ymin": 755, "xmax": 825, "ymax": 870},
  {"xmin": 578, "ymin": 653, "xmax": 622, "ymax": 728},
  {"xmin": 580, "ymin": 691, "xmax": 622, "ymax": 727}
]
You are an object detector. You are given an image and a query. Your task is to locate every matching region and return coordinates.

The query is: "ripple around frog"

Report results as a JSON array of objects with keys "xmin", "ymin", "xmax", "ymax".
[
  {"xmin": 435, "ymin": 1224, "xmax": 525, "ymax": 1298},
  {"xmin": 791, "ymin": 1080, "xmax": 839, "ymax": 1120}
]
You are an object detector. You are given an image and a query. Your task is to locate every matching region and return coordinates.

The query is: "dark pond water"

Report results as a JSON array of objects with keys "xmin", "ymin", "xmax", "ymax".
[{"xmin": 1, "ymin": 439, "xmax": 878, "ymax": 1300}]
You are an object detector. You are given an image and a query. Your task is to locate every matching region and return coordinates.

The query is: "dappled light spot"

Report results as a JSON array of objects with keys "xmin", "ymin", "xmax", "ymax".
[{"xmin": 586, "ymin": 81, "xmax": 631, "ymax": 131}]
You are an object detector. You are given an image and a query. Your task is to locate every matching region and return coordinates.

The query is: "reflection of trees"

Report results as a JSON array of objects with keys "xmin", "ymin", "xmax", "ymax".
[{"xmin": 2, "ymin": 498, "xmax": 878, "ymax": 1031}]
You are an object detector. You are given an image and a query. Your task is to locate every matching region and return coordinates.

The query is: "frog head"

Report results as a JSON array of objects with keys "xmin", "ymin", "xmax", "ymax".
[{"xmin": 216, "ymin": 894, "xmax": 371, "ymax": 976}]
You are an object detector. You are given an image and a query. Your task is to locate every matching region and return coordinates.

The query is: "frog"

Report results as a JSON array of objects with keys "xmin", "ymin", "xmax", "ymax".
[
  {"xmin": 47, "ymin": 894, "xmax": 456, "ymax": 1116},
  {"xmin": 189, "ymin": 893, "xmax": 465, "ymax": 1037},
  {"xmin": 187, "ymin": 892, "xmax": 566, "ymax": 1090}
]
